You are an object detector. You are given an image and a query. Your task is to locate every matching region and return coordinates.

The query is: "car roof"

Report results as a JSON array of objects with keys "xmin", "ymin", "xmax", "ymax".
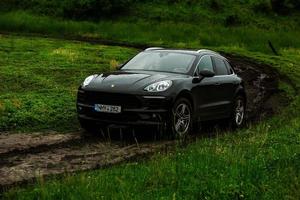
[{"xmin": 143, "ymin": 47, "xmax": 224, "ymax": 58}]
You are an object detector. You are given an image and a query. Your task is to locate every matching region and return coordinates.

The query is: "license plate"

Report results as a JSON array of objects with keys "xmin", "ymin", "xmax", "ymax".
[{"xmin": 95, "ymin": 104, "xmax": 121, "ymax": 114}]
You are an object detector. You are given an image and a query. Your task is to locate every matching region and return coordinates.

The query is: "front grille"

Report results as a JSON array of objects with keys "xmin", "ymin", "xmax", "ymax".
[{"xmin": 78, "ymin": 91, "xmax": 141, "ymax": 109}]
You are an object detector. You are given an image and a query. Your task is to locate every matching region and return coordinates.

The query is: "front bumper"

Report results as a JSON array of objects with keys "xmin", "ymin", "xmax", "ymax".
[{"xmin": 77, "ymin": 89, "xmax": 172, "ymax": 126}]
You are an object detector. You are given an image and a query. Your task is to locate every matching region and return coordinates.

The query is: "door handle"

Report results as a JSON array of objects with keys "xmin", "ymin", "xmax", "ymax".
[{"xmin": 215, "ymin": 82, "xmax": 221, "ymax": 85}]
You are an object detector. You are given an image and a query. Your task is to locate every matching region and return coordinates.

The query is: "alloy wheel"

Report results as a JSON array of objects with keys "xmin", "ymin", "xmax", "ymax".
[
  {"xmin": 235, "ymin": 98, "xmax": 245, "ymax": 126},
  {"xmin": 173, "ymin": 103, "xmax": 191, "ymax": 137}
]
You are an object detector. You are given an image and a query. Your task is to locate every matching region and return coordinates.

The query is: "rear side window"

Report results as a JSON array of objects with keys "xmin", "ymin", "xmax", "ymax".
[
  {"xmin": 224, "ymin": 60, "xmax": 234, "ymax": 74},
  {"xmin": 196, "ymin": 55, "xmax": 213, "ymax": 75},
  {"xmin": 213, "ymin": 57, "xmax": 229, "ymax": 75}
]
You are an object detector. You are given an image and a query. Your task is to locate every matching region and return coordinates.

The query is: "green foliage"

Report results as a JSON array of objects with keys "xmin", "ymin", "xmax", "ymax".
[
  {"xmin": 250, "ymin": 0, "xmax": 300, "ymax": 15},
  {"xmin": 1, "ymin": 0, "xmax": 300, "ymax": 20},
  {"xmin": 0, "ymin": 0, "xmax": 134, "ymax": 19},
  {"xmin": 270, "ymin": 0, "xmax": 300, "ymax": 15},
  {"xmin": 252, "ymin": 0, "xmax": 273, "ymax": 13},
  {"xmin": 0, "ymin": 11, "xmax": 300, "ymax": 54}
]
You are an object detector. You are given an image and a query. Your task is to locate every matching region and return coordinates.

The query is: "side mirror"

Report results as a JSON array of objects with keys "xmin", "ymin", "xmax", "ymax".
[
  {"xmin": 192, "ymin": 69, "xmax": 215, "ymax": 83},
  {"xmin": 199, "ymin": 69, "xmax": 215, "ymax": 77}
]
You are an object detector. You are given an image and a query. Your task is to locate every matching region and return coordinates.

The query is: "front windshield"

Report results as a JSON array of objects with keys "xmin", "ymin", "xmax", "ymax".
[{"xmin": 121, "ymin": 52, "xmax": 196, "ymax": 74}]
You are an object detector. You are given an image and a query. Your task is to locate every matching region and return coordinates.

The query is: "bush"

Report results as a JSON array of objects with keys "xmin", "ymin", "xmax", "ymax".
[
  {"xmin": 253, "ymin": 0, "xmax": 300, "ymax": 15},
  {"xmin": 225, "ymin": 14, "xmax": 241, "ymax": 26},
  {"xmin": 0, "ymin": 0, "xmax": 134, "ymax": 19},
  {"xmin": 252, "ymin": 0, "xmax": 273, "ymax": 14},
  {"xmin": 209, "ymin": 0, "xmax": 223, "ymax": 11},
  {"xmin": 62, "ymin": 0, "xmax": 134, "ymax": 19}
]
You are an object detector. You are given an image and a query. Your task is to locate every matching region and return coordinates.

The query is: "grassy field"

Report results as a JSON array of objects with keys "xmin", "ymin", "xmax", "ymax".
[
  {"xmin": 1, "ymin": 0, "xmax": 300, "ymax": 199},
  {"xmin": 0, "ymin": 34, "xmax": 137, "ymax": 132},
  {"xmin": 1, "ymin": 34, "xmax": 300, "ymax": 199}
]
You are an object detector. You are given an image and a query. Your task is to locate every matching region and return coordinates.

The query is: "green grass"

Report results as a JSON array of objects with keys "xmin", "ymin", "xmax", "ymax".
[
  {"xmin": 0, "ymin": 34, "xmax": 138, "ymax": 132},
  {"xmin": 4, "ymin": 102, "xmax": 300, "ymax": 199},
  {"xmin": 0, "ymin": 11, "xmax": 300, "ymax": 54},
  {"xmin": 1, "ymin": 1, "xmax": 300, "ymax": 198},
  {"xmin": 0, "ymin": 1, "xmax": 299, "ymax": 54},
  {"xmin": 2, "ymin": 34, "xmax": 300, "ymax": 199}
]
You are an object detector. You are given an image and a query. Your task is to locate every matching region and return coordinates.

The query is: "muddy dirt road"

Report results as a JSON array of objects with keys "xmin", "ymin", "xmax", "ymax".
[
  {"xmin": 0, "ymin": 54, "xmax": 289, "ymax": 190},
  {"xmin": 0, "ymin": 131, "xmax": 174, "ymax": 189}
]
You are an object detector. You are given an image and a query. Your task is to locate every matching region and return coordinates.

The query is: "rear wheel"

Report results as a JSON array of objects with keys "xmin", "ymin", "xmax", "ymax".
[
  {"xmin": 170, "ymin": 98, "xmax": 192, "ymax": 139},
  {"xmin": 230, "ymin": 96, "xmax": 245, "ymax": 128}
]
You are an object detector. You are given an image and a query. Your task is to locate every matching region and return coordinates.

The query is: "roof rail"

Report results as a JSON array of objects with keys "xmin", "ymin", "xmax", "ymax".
[
  {"xmin": 196, "ymin": 49, "xmax": 220, "ymax": 55},
  {"xmin": 144, "ymin": 47, "xmax": 164, "ymax": 51}
]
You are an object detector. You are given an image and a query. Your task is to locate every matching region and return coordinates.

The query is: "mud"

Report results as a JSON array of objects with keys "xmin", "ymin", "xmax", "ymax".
[
  {"xmin": 225, "ymin": 53, "xmax": 288, "ymax": 119},
  {"xmin": 0, "ymin": 131, "xmax": 174, "ymax": 190},
  {"xmin": 0, "ymin": 54, "xmax": 292, "ymax": 191}
]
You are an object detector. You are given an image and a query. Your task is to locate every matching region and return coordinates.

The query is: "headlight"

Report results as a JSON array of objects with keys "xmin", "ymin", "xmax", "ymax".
[
  {"xmin": 82, "ymin": 75, "xmax": 97, "ymax": 87},
  {"xmin": 144, "ymin": 80, "xmax": 172, "ymax": 92}
]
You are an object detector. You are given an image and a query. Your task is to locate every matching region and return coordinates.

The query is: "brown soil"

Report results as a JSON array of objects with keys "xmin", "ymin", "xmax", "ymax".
[
  {"xmin": 0, "ymin": 54, "xmax": 292, "ymax": 191},
  {"xmin": 0, "ymin": 131, "xmax": 174, "ymax": 190},
  {"xmin": 225, "ymin": 53, "xmax": 289, "ymax": 119}
]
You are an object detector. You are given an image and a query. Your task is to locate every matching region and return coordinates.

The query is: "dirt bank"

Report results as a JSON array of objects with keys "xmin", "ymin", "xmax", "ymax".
[{"xmin": 226, "ymin": 53, "xmax": 288, "ymax": 119}]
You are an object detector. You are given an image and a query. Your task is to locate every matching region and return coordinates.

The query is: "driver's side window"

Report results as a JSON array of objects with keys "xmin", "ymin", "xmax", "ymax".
[{"xmin": 196, "ymin": 55, "xmax": 213, "ymax": 75}]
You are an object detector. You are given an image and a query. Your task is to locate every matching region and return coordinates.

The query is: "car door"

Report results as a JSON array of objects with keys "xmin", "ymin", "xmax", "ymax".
[
  {"xmin": 211, "ymin": 56, "xmax": 236, "ymax": 117},
  {"xmin": 191, "ymin": 55, "xmax": 221, "ymax": 121}
]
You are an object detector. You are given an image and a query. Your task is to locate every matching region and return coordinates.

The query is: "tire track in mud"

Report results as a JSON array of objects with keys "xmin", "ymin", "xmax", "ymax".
[
  {"xmin": 0, "ymin": 53, "xmax": 295, "ymax": 191},
  {"xmin": 0, "ymin": 131, "xmax": 174, "ymax": 190},
  {"xmin": 0, "ymin": 132, "xmax": 81, "ymax": 159}
]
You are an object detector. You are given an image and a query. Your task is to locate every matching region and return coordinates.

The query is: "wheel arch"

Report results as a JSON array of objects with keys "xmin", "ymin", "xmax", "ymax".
[
  {"xmin": 174, "ymin": 90, "xmax": 194, "ymax": 111},
  {"xmin": 234, "ymin": 86, "xmax": 247, "ymax": 106}
]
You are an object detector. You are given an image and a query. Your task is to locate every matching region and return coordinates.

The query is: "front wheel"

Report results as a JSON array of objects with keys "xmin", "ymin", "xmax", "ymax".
[{"xmin": 170, "ymin": 98, "xmax": 192, "ymax": 139}]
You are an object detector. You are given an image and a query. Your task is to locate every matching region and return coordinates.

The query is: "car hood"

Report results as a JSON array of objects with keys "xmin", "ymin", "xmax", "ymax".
[{"xmin": 85, "ymin": 70, "xmax": 185, "ymax": 92}]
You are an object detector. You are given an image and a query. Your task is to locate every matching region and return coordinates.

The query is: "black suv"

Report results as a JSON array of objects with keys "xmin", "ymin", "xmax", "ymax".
[{"xmin": 77, "ymin": 48, "xmax": 246, "ymax": 137}]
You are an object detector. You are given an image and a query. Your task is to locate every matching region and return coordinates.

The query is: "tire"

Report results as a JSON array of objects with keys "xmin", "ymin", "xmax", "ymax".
[
  {"xmin": 79, "ymin": 118, "xmax": 101, "ymax": 136},
  {"xmin": 170, "ymin": 98, "xmax": 193, "ymax": 139},
  {"xmin": 229, "ymin": 95, "xmax": 246, "ymax": 128}
]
